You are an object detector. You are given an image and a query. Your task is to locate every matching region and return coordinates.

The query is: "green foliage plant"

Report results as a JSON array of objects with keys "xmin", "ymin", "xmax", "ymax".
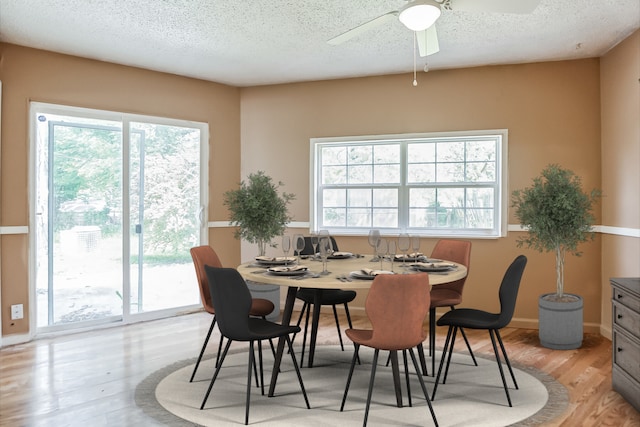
[
  {"xmin": 511, "ymin": 164, "xmax": 600, "ymax": 301},
  {"xmin": 224, "ymin": 171, "xmax": 295, "ymax": 256}
]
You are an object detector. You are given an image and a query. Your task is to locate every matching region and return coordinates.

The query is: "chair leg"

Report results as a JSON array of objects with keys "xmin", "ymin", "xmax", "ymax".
[
  {"xmin": 340, "ymin": 343, "xmax": 360, "ymax": 411},
  {"xmin": 190, "ymin": 316, "xmax": 217, "ymax": 382},
  {"xmin": 431, "ymin": 325, "xmax": 453, "ymax": 401},
  {"xmin": 252, "ymin": 344, "xmax": 260, "ymax": 388},
  {"xmin": 215, "ymin": 335, "xmax": 225, "ymax": 368},
  {"xmin": 402, "ymin": 349, "xmax": 412, "ymax": 407},
  {"xmin": 442, "ymin": 327, "xmax": 459, "ymax": 384},
  {"xmin": 300, "ymin": 302, "xmax": 311, "ymax": 366},
  {"xmin": 408, "ymin": 348, "xmax": 439, "ymax": 427},
  {"xmin": 344, "ymin": 303, "xmax": 360, "ymax": 365},
  {"xmin": 261, "ymin": 316, "xmax": 277, "ymax": 360},
  {"xmin": 344, "ymin": 302, "xmax": 354, "ymax": 329},
  {"xmin": 200, "ymin": 338, "xmax": 232, "ymax": 410},
  {"xmin": 495, "ymin": 329, "xmax": 518, "ymax": 389},
  {"xmin": 246, "ymin": 341, "xmax": 254, "ymax": 425},
  {"xmin": 285, "ymin": 335, "xmax": 311, "ymax": 409},
  {"xmin": 458, "ymin": 327, "xmax": 478, "ymax": 366},
  {"xmin": 417, "ymin": 343, "xmax": 428, "ymax": 376},
  {"xmin": 258, "ymin": 340, "xmax": 265, "ymax": 395},
  {"xmin": 429, "ymin": 307, "xmax": 436, "ymax": 376},
  {"xmin": 332, "ymin": 304, "xmax": 344, "ymax": 351},
  {"xmin": 291, "ymin": 302, "xmax": 308, "ymax": 345},
  {"xmin": 449, "ymin": 306, "xmax": 477, "ymax": 367},
  {"xmin": 489, "ymin": 329, "xmax": 512, "ymax": 407},
  {"xmin": 363, "ymin": 349, "xmax": 380, "ymax": 427},
  {"xmin": 389, "ymin": 350, "xmax": 403, "ymax": 408}
]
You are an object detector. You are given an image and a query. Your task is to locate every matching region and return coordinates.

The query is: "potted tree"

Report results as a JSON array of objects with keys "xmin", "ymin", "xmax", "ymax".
[
  {"xmin": 224, "ymin": 170, "xmax": 295, "ymax": 256},
  {"xmin": 511, "ymin": 164, "xmax": 600, "ymax": 349}
]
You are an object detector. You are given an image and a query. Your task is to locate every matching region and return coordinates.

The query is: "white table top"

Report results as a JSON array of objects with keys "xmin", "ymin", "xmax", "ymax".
[{"xmin": 238, "ymin": 255, "xmax": 467, "ymax": 289}]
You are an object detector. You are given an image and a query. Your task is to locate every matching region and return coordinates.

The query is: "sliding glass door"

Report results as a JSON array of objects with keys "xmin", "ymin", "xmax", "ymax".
[{"xmin": 32, "ymin": 103, "xmax": 207, "ymax": 332}]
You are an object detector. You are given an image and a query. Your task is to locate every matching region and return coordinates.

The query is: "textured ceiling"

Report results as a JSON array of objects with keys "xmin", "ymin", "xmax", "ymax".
[{"xmin": 0, "ymin": 0, "xmax": 638, "ymax": 87}]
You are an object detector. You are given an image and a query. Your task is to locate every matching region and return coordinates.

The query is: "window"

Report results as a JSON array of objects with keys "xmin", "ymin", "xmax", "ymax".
[{"xmin": 310, "ymin": 130, "xmax": 507, "ymax": 238}]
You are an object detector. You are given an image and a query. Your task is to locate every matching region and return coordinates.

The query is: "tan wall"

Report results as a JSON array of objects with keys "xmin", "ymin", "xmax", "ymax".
[
  {"xmin": 240, "ymin": 59, "xmax": 604, "ymax": 329},
  {"xmin": 599, "ymin": 30, "xmax": 640, "ymax": 337},
  {"xmin": 0, "ymin": 43, "xmax": 242, "ymax": 336},
  {"xmin": 2, "ymin": 30, "xmax": 638, "ymax": 340}
]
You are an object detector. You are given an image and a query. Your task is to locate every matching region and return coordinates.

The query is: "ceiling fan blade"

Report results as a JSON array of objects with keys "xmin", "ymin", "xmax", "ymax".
[
  {"xmin": 417, "ymin": 25, "xmax": 439, "ymax": 57},
  {"xmin": 450, "ymin": 0, "xmax": 541, "ymax": 14},
  {"xmin": 328, "ymin": 11, "xmax": 398, "ymax": 45}
]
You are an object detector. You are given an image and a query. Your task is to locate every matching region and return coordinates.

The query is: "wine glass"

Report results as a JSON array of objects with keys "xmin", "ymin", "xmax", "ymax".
[
  {"xmin": 310, "ymin": 233, "xmax": 319, "ymax": 260},
  {"xmin": 318, "ymin": 236, "xmax": 332, "ymax": 275},
  {"xmin": 282, "ymin": 235, "xmax": 291, "ymax": 264},
  {"xmin": 375, "ymin": 238, "xmax": 388, "ymax": 270},
  {"xmin": 411, "ymin": 235, "xmax": 421, "ymax": 260},
  {"xmin": 318, "ymin": 230, "xmax": 330, "ymax": 259},
  {"xmin": 294, "ymin": 234, "xmax": 305, "ymax": 264},
  {"xmin": 368, "ymin": 229, "xmax": 381, "ymax": 262},
  {"xmin": 387, "ymin": 240, "xmax": 397, "ymax": 272},
  {"xmin": 398, "ymin": 233, "xmax": 411, "ymax": 268}
]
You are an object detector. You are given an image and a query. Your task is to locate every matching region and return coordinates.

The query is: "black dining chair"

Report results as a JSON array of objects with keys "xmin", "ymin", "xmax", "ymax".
[
  {"xmin": 431, "ymin": 255, "xmax": 527, "ymax": 407},
  {"xmin": 189, "ymin": 245, "xmax": 275, "ymax": 383},
  {"xmin": 201, "ymin": 266, "xmax": 310, "ymax": 425},
  {"xmin": 292, "ymin": 236, "xmax": 357, "ymax": 367}
]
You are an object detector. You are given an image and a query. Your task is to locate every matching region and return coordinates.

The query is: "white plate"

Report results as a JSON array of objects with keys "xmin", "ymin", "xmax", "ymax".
[
  {"xmin": 410, "ymin": 262, "xmax": 456, "ymax": 272},
  {"xmin": 349, "ymin": 270, "xmax": 395, "ymax": 280},
  {"xmin": 328, "ymin": 251, "xmax": 353, "ymax": 259},
  {"xmin": 255, "ymin": 256, "xmax": 297, "ymax": 266},
  {"xmin": 267, "ymin": 266, "xmax": 309, "ymax": 276}
]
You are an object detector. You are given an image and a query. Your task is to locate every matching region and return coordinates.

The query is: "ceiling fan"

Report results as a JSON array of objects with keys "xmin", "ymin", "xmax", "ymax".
[{"xmin": 327, "ymin": 0, "xmax": 542, "ymax": 57}]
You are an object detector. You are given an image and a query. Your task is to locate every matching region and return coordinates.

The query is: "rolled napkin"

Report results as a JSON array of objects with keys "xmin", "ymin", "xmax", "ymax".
[
  {"xmin": 360, "ymin": 268, "xmax": 394, "ymax": 276},
  {"xmin": 268, "ymin": 265, "xmax": 308, "ymax": 273},
  {"xmin": 394, "ymin": 252, "xmax": 424, "ymax": 260},
  {"xmin": 410, "ymin": 262, "xmax": 456, "ymax": 271},
  {"xmin": 329, "ymin": 251, "xmax": 353, "ymax": 258},
  {"xmin": 255, "ymin": 256, "xmax": 295, "ymax": 262}
]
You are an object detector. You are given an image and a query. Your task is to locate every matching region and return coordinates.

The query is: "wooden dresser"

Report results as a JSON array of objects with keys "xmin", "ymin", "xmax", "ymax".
[{"xmin": 610, "ymin": 277, "xmax": 640, "ymax": 411}]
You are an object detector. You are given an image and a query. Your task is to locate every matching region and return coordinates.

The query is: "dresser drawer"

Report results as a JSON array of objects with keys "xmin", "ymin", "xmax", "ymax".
[
  {"xmin": 613, "ymin": 300, "xmax": 640, "ymax": 336},
  {"xmin": 612, "ymin": 285, "xmax": 640, "ymax": 313},
  {"xmin": 613, "ymin": 329, "xmax": 640, "ymax": 381},
  {"xmin": 612, "ymin": 365, "xmax": 640, "ymax": 412}
]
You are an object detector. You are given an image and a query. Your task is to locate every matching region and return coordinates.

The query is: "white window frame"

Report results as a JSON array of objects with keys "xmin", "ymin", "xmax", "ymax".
[{"xmin": 310, "ymin": 130, "xmax": 508, "ymax": 238}]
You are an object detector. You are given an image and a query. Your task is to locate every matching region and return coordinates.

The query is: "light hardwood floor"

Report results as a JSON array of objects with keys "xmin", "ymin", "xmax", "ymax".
[{"xmin": 0, "ymin": 310, "xmax": 638, "ymax": 426}]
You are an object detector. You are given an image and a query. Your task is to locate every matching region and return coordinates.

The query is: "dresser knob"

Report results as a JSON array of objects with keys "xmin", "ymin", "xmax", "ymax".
[
  {"xmin": 617, "ymin": 314, "xmax": 623, "ymax": 319},
  {"xmin": 617, "ymin": 294, "xmax": 623, "ymax": 299},
  {"xmin": 617, "ymin": 347, "xmax": 623, "ymax": 352}
]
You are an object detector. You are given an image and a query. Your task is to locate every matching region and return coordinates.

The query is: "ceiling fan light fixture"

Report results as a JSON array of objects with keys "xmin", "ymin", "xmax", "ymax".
[{"xmin": 399, "ymin": 0, "xmax": 442, "ymax": 32}]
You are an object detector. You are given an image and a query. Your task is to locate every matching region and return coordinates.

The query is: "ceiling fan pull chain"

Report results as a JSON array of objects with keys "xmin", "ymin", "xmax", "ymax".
[{"xmin": 413, "ymin": 32, "xmax": 418, "ymax": 86}]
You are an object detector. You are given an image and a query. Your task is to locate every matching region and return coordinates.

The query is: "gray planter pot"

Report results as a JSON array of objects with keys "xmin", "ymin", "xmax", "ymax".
[{"xmin": 538, "ymin": 293, "xmax": 583, "ymax": 350}]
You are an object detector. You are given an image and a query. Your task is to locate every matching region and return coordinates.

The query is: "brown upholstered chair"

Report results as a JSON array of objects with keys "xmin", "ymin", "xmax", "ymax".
[
  {"xmin": 340, "ymin": 273, "xmax": 438, "ymax": 427},
  {"xmin": 422, "ymin": 239, "xmax": 476, "ymax": 376},
  {"xmin": 189, "ymin": 245, "xmax": 275, "ymax": 382}
]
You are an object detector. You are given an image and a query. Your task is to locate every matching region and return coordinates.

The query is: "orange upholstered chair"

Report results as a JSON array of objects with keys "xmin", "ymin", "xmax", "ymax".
[
  {"xmin": 340, "ymin": 273, "xmax": 438, "ymax": 427},
  {"xmin": 424, "ymin": 239, "xmax": 476, "ymax": 376},
  {"xmin": 189, "ymin": 245, "xmax": 275, "ymax": 382}
]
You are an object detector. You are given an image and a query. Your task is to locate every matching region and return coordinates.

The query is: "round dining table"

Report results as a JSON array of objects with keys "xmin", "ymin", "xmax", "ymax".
[{"xmin": 238, "ymin": 254, "xmax": 467, "ymax": 399}]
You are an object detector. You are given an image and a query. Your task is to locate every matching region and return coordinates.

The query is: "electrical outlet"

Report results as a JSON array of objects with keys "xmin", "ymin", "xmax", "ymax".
[{"xmin": 11, "ymin": 304, "xmax": 24, "ymax": 320}]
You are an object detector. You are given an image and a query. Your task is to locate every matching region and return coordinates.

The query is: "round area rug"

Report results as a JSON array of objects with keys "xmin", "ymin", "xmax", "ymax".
[{"xmin": 136, "ymin": 345, "xmax": 568, "ymax": 426}]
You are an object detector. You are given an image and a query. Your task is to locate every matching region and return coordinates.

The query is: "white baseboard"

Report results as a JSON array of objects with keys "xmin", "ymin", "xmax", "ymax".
[{"xmin": 0, "ymin": 332, "xmax": 32, "ymax": 348}]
